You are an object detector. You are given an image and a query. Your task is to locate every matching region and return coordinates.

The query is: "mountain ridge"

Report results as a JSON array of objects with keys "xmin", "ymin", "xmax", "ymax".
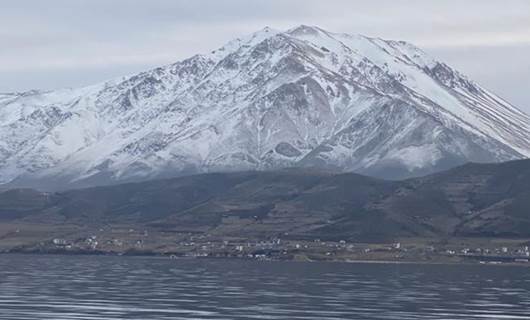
[{"xmin": 1, "ymin": 25, "xmax": 529, "ymax": 190}]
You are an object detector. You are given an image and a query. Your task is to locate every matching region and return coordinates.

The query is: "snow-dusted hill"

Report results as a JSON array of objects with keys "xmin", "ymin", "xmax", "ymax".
[{"xmin": 1, "ymin": 25, "xmax": 529, "ymax": 189}]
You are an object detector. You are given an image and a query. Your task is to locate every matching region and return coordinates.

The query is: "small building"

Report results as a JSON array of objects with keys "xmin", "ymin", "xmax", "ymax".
[{"xmin": 52, "ymin": 238, "xmax": 67, "ymax": 246}]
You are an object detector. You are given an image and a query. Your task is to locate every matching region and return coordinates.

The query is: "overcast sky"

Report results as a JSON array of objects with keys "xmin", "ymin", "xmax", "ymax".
[{"xmin": 1, "ymin": 0, "xmax": 529, "ymax": 112}]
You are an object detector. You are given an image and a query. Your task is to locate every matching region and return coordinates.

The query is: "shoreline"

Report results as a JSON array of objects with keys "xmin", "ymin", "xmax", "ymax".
[{"xmin": 2, "ymin": 250, "xmax": 529, "ymax": 267}]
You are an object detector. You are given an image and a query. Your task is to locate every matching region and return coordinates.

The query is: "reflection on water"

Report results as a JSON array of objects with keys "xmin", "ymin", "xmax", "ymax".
[{"xmin": 0, "ymin": 254, "xmax": 529, "ymax": 319}]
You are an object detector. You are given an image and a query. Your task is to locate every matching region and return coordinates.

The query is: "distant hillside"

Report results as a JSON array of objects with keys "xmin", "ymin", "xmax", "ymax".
[{"xmin": 1, "ymin": 160, "xmax": 530, "ymax": 241}]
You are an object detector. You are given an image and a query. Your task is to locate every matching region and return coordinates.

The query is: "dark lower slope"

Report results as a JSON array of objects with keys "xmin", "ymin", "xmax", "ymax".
[
  {"xmin": 0, "ymin": 189, "xmax": 51, "ymax": 221},
  {"xmin": 380, "ymin": 159, "xmax": 530, "ymax": 237},
  {"xmin": 0, "ymin": 160, "xmax": 529, "ymax": 240}
]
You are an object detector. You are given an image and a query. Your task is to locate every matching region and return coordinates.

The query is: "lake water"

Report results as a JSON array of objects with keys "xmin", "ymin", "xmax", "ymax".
[{"xmin": 0, "ymin": 254, "xmax": 529, "ymax": 319}]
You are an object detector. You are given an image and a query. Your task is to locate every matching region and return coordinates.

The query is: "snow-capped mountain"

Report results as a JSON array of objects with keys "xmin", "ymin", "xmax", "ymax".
[{"xmin": 1, "ymin": 25, "xmax": 529, "ymax": 189}]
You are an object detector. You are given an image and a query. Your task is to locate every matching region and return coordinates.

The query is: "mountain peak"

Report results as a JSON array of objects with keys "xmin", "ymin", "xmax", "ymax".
[{"xmin": 287, "ymin": 24, "xmax": 325, "ymax": 35}]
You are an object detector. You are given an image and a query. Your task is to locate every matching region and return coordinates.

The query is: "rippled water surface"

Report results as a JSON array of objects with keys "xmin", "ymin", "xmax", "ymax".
[{"xmin": 0, "ymin": 254, "xmax": 529, "ymax": 319}]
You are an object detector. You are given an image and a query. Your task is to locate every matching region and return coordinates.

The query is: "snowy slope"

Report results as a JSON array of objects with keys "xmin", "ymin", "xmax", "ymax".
[{"xmin": 1, "ymin": 25, "xmax": 529, "ymax": 189}]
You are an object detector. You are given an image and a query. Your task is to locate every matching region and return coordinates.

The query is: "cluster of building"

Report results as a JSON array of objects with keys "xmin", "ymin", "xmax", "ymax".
[
  {"xmin": 44, "ymin": 231, "xmax": 530, "ymax": 264},
  {"xmin": 445, "ymin": 245, "xmax": 530, "ymax": 263}
]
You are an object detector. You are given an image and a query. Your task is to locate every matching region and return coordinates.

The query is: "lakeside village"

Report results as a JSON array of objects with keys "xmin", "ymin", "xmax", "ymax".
[{"xmin": 9, "ymin": 226, "xmax": 530, "ymax": 264}]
